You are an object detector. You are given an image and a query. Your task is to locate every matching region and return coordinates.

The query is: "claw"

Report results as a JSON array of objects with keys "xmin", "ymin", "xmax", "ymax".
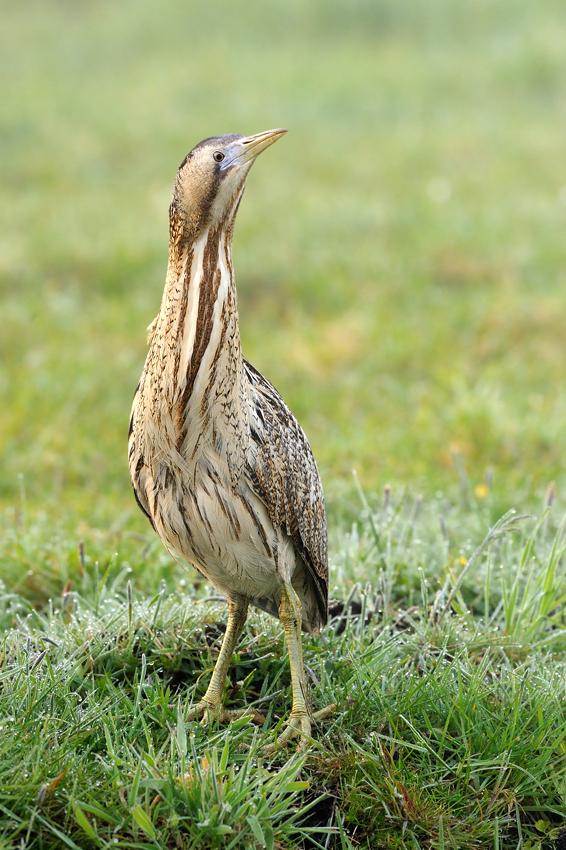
[
  {"xmin": 262, "ymin": 703, "xmax": 336, "ymax": 754},
  {"xmin": 181, "ymin": 699, "xmax": 265, "ymax": 726}
]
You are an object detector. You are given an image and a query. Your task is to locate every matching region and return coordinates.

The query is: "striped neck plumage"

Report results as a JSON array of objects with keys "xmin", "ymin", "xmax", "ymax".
[{"xmin": 151, "ymin": 200, "xmax": 243, "ymax": 415}]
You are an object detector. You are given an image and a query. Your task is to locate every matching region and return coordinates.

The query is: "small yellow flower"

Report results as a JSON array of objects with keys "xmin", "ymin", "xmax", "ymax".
[
  {"xmin": 474, "ymin": 483, "xmax": 489, "ymax": 499},
  {"xmin": 460, "ymin": 557, "xmax": 467, "ymax": 566}
]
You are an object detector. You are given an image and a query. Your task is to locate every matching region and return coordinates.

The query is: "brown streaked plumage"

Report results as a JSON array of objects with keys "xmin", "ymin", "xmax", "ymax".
[{"xmin": 128, "ymin": 129, "xmax": 333, "ymax": 749}]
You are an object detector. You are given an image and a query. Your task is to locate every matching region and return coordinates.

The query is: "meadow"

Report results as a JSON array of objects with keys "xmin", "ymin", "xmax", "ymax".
[{"xmin": 1, "ymin": 0, "xmax": 566, "ymax": 846}]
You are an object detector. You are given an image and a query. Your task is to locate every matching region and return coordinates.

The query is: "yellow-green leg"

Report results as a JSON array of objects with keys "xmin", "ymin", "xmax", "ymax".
[
  {"xmin": 186, "ymin": 593, "xmax": 264, "ymax": 725},
  {"xmin": 264, "ymin": 583, "xmax": 335, "ymax": 753}
]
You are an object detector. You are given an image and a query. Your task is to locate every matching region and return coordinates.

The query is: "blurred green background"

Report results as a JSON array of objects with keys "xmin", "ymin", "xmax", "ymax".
[{"xmin": 1, "ymin": 0, "xmax": 566, "ymax": 534}]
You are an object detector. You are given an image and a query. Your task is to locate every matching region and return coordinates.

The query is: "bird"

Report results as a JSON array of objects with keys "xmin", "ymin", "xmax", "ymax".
[{"xmin": 128, "ymin": 129, "xmax": 333, "ymax": 750}]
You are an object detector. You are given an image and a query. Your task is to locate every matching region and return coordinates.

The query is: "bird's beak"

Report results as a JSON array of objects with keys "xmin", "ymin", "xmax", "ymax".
[{"xmin": 222, "ymin": 128, "xmax": 287, "ymax": 169}]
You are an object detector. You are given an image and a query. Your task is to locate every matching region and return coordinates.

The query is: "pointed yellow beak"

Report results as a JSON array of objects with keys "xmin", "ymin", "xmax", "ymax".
[{"xmin": 221, "ymin": 128, "xmax": 287, "ymax": 169}]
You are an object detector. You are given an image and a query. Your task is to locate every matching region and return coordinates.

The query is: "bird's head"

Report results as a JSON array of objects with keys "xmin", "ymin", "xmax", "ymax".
[{"xmin": 170, "ymin": 128, "xmax": 287, "ymax": 242}]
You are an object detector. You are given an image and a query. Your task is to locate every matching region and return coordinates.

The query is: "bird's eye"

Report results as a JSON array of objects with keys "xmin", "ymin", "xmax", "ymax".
[{"xmin": 213, "ymin": 151, "xmax": 225, "ymax": 163}]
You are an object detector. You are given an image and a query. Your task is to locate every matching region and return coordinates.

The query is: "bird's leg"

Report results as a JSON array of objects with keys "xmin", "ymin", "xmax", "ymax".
[
  {"xmin": 185, "ymin": 594, "xmax": 264, "ymax": 726},
  {"xmin": 264, "ymin": 582, "xmax": 333, "ymax": 753}
]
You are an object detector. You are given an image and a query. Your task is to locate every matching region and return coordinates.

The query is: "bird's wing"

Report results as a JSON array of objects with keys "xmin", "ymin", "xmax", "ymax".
[{"xmin": 242, "ymin": 359, "xmax": 328, "ymax": 623}]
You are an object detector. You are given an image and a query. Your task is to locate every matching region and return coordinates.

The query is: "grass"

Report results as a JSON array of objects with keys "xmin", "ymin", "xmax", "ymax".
[
  {"xmin": 2, "ymin": 491, "xmax": 566, "ymax": 848},
  {"xmin": 3, "ymin": 0, "xmax": 566, "ymax": 846}
]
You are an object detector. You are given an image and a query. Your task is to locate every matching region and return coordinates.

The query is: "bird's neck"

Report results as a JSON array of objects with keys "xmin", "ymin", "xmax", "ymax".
[{"xmin": 152, "ymin": 215, "xmax": 243, "ymax": 419}]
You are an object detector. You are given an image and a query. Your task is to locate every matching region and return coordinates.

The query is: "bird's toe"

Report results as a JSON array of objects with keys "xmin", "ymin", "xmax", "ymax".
[
  {"xmin": 262, "ymin": 702, "xmax": 336, "ymax": 754},
  {"xmin": 180, "ymin": 699, "xmax": 265, "ymax": 727}
]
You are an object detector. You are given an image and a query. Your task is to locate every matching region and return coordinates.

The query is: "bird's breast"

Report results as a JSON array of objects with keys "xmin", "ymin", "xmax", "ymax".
[{"xmin": 134, "ymin": 428, "xmax": 289, "ymax": 597}]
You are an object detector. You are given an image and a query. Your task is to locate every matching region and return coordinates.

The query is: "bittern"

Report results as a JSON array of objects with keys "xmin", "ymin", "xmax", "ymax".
[{"xmin": 128, "ymin": 129, "xmax": 332, "ymax": 750}]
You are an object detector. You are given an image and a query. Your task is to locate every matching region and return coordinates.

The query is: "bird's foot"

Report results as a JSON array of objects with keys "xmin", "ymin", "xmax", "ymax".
[
  {"xmin": 182, "ymin": 698, "xmax": 266, "ymax": 727},
  {"xmin": 262, "ymin": 703, "xmax": 336, "ymax": 754}
]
